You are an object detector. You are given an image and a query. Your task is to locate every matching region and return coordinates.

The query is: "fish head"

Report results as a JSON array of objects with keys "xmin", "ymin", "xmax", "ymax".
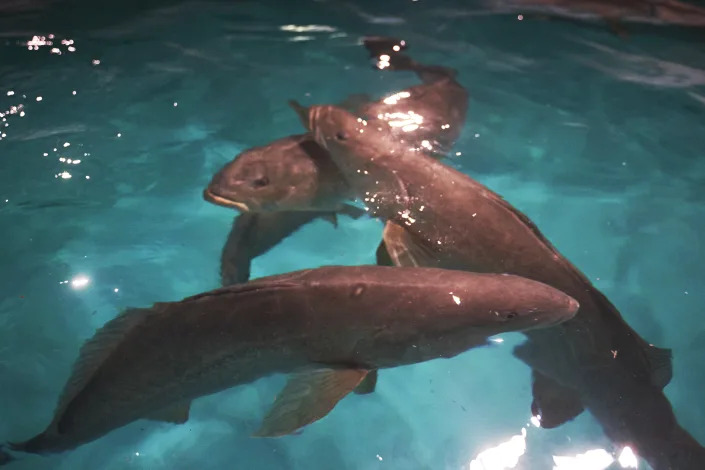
[
  {"xmin": 477, "ymin": 274, "xmax": 580, "ymax": 333},
  {"xmin": 290, "ymin": 101, "xmax": 390, "ymax": 172},
  {"xmin": 441, "ymin": 272, "xmax": 580, "ymax": 337},
  {"xmin": 203, "ymin": 136, "xmax": 327, "ymax": 212}
]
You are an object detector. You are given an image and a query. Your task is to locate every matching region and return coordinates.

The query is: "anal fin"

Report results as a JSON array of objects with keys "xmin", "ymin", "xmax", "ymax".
[
  {"xmin": 531, "ymin": 370, "xmax": 584, "ymax": 429},
  {"xmin": 146, "ymin": 401, "xmax": 191, "ymax": 424},
  {"xmin": 382, "ymin": 221, "xmax": 441, "ymax": 267},
  {"xmin": 353, "ymin": 369, "xmax": 378, "ymax": 395},
  {"xmin": 253, "ymin": 368, "xmax": 369, "ymax": 437}
]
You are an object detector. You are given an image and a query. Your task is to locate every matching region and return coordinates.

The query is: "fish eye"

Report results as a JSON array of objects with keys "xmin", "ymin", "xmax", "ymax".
[
  {"xmin": 252, "ymin": 176, "xmax": 269, "ymax": 188},
  {"xmin": 506, "ymin": 312, "xmax": 518, "ymax": 319},
  {"xmin": 335, "ymin": 131, "xmax": 348, "ymax": 141}
]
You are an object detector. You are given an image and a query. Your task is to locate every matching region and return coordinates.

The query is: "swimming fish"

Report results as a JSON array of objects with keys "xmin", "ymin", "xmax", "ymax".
[
  {"xmin": 204, "ymin": 133, "xmax": 358, "ymax": 214},
  {"xmin": 204, "ymin": 133, "xmax": 368, "ymax": 286},
  {"xmin": 356, "ymin": 36, "xmax": 469, "ymax": 158},
  {"xmin": 437, "ymin": 0, "xmax": 705, "ymax": 34},
  {"xmin": 2, "ymin": 265, "xmax": 578, "ymax": 461},
  {"xmin": 296, "ymin": 103, "xmax": 705, "ymax": 470},
  {"xmin": 203, "ymin": 36, "xmax": 469, "ymax": 286}
]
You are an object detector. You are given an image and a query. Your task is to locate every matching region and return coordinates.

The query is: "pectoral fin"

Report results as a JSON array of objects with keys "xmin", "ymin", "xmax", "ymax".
[
  {"xmin": 353, "ymin": 369, "xmax": 378, "ymax": 394},
  {"xmin": 147, "ymin": 401, "xmax": 192, "ymax": 424},
  {"xmin": 530, "ymin": 370, "xmax": 584, "ymax": 429},
  {"xmin": 320, "ymin": 205, "xmax": 368, "ymax": 228},
  {"xmin": 253, "ymin": 368, "xmax": 369, "ymax": 437},
  {"xmin": 382, "ymin": 221, "xmax": 440, "ymax": 267}
]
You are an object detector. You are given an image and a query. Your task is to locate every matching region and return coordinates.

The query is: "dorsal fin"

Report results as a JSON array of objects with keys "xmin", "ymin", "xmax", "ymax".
[{"xmin": 49, "ymin": 306, "xmax": 162, "ymax": 427}]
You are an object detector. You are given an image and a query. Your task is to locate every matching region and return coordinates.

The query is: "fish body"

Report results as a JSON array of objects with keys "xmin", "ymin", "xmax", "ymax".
[
  {"xmin": 203, "ymin": 36, "xmax": 469, "ymax": 286},
  {"xmin": 300, "ymin": 104, "xmax": 704, "ymax": 469},
  {"xmin": 6, "ymin": 265, "xmax": 577, "ymax": 457},
  {"xmin": 462, "ymin": 0, "xmax": 705, "ymax": 28}
]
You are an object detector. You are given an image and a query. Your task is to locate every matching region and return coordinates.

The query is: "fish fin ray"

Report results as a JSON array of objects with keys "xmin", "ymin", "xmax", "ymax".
[
  {"xmin": 146, "ymin": 401, "xmax": 192, "ymax": 424},
  {"xmin": 253, "ymin": 368, "xmax": 369, "ymax": 437},
  {"xmin": 531, "ymin": 370, "xmax": 584, "ymax": 428},
  {"xmin": 353, "ymin": 369, "xmax": 378, "ymax": 394},
  {"xmin": 382, "ymin": 221, "xmax": 440, "ymax": 267}
]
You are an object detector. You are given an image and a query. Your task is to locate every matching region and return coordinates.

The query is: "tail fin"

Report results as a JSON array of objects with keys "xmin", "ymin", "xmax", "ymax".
[
  {"xmin": 0, "ymin": 445, "xmax": 16, "ymax": 466},
  {"xmin": 361, "ymin": 35, "xmax": 457, "ymax": 83},
  {"xmin": 1, "ymin": 432, "xmax": 54, "ymax": 466},
  {"xmin": 7, "ymin": 431, "xmax": 50, "ymax": 455}
]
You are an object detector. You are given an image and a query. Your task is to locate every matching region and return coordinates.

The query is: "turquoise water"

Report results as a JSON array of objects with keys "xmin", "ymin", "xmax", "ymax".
[{"xmin": 1, "ymin": 1, "xmax": 705, "ymax": 469}]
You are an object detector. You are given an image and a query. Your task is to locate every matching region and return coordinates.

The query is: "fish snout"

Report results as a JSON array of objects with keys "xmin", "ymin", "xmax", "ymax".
[
  {"xmin": 543, "ymin": 293, "xmax": 580, "ymax": 327},
  {"xmin": 566, "ymin": 296, "xmax": 580, "ymax": 316}
]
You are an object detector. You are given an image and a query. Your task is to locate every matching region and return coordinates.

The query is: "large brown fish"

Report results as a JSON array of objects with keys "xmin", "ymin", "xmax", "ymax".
[
  {"xmin": 434, "ymin": 0, "xmax": 705, "ymax": 34},
  {"xmin": 295, "ymin": 103, "xmax": 705, "ymax": 470},
  {"xmin": 2, "ymin": 265, "xmax": 577, "ymax": 462},
  {"xmin": 203, "ymin": 36, "xmax": 469, "ymax": 287}
]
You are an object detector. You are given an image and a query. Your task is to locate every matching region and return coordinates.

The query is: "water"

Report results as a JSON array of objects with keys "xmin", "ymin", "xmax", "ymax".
[{"xmin": 1, "ymin": 1, "xmax": 704, "ymax": 469}]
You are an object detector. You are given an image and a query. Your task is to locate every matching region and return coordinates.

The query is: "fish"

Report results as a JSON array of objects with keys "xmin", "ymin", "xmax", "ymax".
[
  {"xmin": 295, "ymin": 102, "xmax": 705, "ymax": 470},
  {"xmin": 203, "ymin": 134, "xmax": 358, "ymax": 214},
  {"xmin": 435, "ymin": 0, "xmax": 705, "ymax": 34},
  {"xmin": 204, "ymin": 133, "xmax": 368, "ymax": 286},
  {"xmin": 356, "ymin": 36, "xmax": 469, "ymax": 158},
  {"xmin": 2, "ymin": 265, "xmax": 578, "ymax": 461},
  {"xmin": 204, "ymin": 36, "xmax": 469, "ymax": 290}
]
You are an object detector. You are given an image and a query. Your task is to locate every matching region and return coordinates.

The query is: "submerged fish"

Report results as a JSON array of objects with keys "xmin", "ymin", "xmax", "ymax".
[
  {"xmin": 204, "ymin": 133, "xmax": 368, "ymax": 286},
  {"xmin": 437, "ymin": 0, "xmax": 705, "ymax": 33},
  {"xmin": 3, "ymin": 265, "xmax": 577, "ymax": 461},
  {"xmin": 295, "ymin": 103, "xmax": 705, "ymax": 470},
  {"xmin": 204, "ymin": 133, "xmax": 358, "ymax": 214},
  {"xmin": 203, "ymin": 36, "xmax": 469, "ymax": 286}
]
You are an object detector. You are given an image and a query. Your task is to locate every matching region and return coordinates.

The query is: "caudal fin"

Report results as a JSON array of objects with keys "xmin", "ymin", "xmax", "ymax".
[
  {"xmin": 361, "ymin": 35, "xmax": 457, "ymax": 83},
  {"xmin": 0, "ymin": 446, "xmax": 15, "ymax": 466},
  {"xmin": 7, "ymin": 432, "xmax": 49, "ymax": 455}
]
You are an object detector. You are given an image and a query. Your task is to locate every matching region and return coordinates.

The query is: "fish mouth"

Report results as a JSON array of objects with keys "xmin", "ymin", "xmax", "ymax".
[{"xmin": 202, "ymin": 188, "xmax": 250, "ymax": 212}]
